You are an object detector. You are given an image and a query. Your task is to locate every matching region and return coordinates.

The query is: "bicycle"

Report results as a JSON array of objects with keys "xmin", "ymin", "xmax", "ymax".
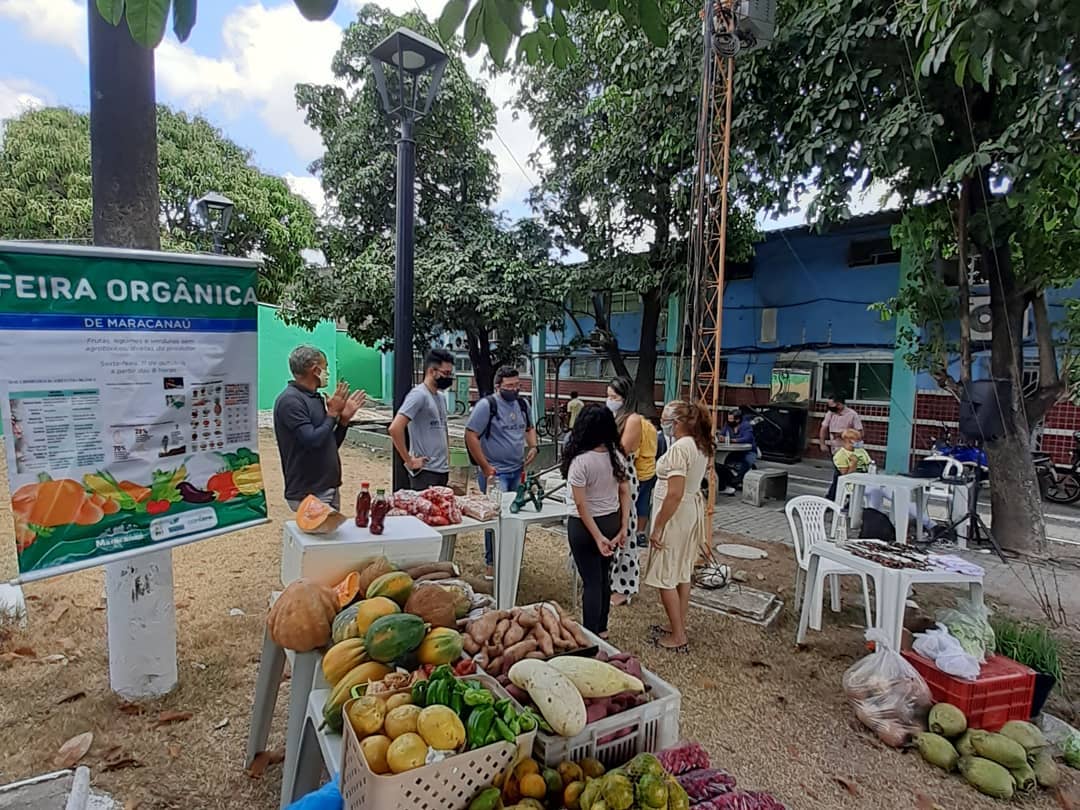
[{"xmin": 536, "ymin": 408, "xmax": 569, "ymax": 439}]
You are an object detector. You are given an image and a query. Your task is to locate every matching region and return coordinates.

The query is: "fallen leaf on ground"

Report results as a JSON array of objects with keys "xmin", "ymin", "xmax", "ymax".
[
  {"xmin": 47, "ymin": 603, "xmax": 69, "ymax": 623},
  {"xmin": 748, "ymin": 659, "xmax": 771, "ymax": 669},
  {"xmin": 175, "ymin": 601, "xmax": 189, "ymax": 609},
  {"xmin": 103, "ymin": 746, "xmax": 123, "ymax": 760},
  {"xmin": 246, "ymin": 748, "xmax": 285, "ymax": 779},
  {"xmin": 12, "ymin": 646, "xmax": 35, "ymax": 657},
  {"xmin": 1056, "ymin": 787, "xmax": 1076, "ymax": 810},
  {"xmin": 832, "ymin": 776, "xmax": 858, "ymax": 796},
  {"xmin": 799, "ymin": 782, "xmax": 820, "ymax": 801},
  {"xmin": 213, "ymin": 718, "xmax": 229, "ymax": 730},
  {"xmin": 167, "ymin": 743, "xmax": 181, "ymax": 758},
  {"xmin": 915, "ymin": 794, "xmax": 943, "ymax": 810},
  {"xmin": 156, "ymin": 710, "xmax": 193, "ymax": 726},
  {"xmin": 123, "ymin": 799, "xmax": 142, "ymax": 810},
  {"xmin": 118, "ymin": 702, "xmax": 145, "ymax": 716},
  {"xmin": 55, "ymin": 731, "xmax": 93, "ymax": 768},
  {"xmin": 37, "ymin": 654, "xmax": 67, "ymax": 664},
  {"xmin": 56, "ymin": 690, "xmax": 86, "ymax": 704},
  {"xmin": 103, "ymin": 756, "xmax": 142, "ymax": 772},
  {"xmin": 699, "ymin": 678, "xmax": 719, "ymax": 690}
]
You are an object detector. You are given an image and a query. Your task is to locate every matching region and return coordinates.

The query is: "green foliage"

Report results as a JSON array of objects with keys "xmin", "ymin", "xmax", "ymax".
[
  {"xmin": 284, "ymin": 5, "xmax": 564, "ymax": 390},
  {"xmin": 991, "ymin": 615, "xmax": 1063, "ymax": 683},
  {"xmin": 0, "ymin": 106, "xmax": 317, "ymax": 303}
]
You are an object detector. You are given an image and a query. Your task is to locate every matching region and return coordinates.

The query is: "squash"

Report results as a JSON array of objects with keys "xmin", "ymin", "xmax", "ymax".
[
  {"xmin": 295, "ymin": 494, "xmax": 347, "ymax": 534},
  {"xmin": 355, "ymin": 597, "xmax": 401, "ymax": 635},
  {"xmin": 366, "ymin": 571, "xmax": 414, "ymax": 606},
  {"xmin": 333, "ymin": 571, "xmax": 362, "ymax": 609},
  {"xmin": 386, "ymin": 732, "xmax": 428, "ymax": 773},
  {"xmin": 356, "ymin": 557, "xmax": 396, "ymax": 596},
  {"xmin": 416, "ymin": 705, "xmax": 466, "ymax": 750},
  {"xmin": 365, "ymin": 613, "xmax": 428, "ymax": 663},
  {"xmin": 416, "ymin": 627, "xmax": 464, "ymax": 666},
  {"xmin": 404, "ymin": 585, "xmax": 457, "ymax": 628},
  {"xmin": 360, "ymin": 734, "xmax": 392, "ymax": 774},
  {"xmin": 545, "ymin": 656, "xmax": 645, "ymax": 698},
  {"xmin": 508, "ymin": 659, "xmax": 587, "ymax": 737},
  {"xmin": 267, "ymin": 578, "xmax": 338, "ymax": 652},
  {"xmin": 384, "ymin": 704, "xmax": 422, "ymax": 739},
  {"xmin": 345, "ymin": 694, "xmax": 387, "ymax": 738},
  {"xmin": 321, "ymin": 638, "xmax": 367, "ymax": 686},
  {"xmin": 332, "ymin": 604, "xmax": 362, "ymax": 644},
  {"xmin": 322, "ymin": 661, "xmax": 393, "ymax": 732}
]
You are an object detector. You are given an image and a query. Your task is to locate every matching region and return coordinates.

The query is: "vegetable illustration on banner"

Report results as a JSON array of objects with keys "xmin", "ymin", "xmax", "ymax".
[{"xmin": 0, "ymin": 243, "xmax": 268, "ymax": 581}]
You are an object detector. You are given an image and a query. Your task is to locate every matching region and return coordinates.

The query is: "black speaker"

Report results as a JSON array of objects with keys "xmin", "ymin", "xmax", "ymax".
[
  {"xmin": 755, "ymin": 404, "xmax": 808, "ymax": 463},
  {"xmin": 958, "ymin": 379, "xmax": 1010, "ymax": 442}
]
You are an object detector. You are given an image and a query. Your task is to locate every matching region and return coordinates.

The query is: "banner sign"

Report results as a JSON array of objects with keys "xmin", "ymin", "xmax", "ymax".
[{"xmin": 0, "ymin": 243, "xmax": 268, "ymax": 582}]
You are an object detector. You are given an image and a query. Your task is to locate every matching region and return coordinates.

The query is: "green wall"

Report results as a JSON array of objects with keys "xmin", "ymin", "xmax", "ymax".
[{"xmin": 257, "ymin": 304, "xmax": 383, "ymax": 410}]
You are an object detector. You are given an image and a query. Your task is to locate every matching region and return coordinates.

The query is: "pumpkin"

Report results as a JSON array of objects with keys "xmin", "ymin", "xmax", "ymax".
[
  {"xmin": 355, "ymin": 597, "xmax": 401, "ymax": 635},
  {"xmin": 366, "ymin": 571, "xmax": 414, "ymax": 606},
  {"xmin": 332, "ymin": 604, "xmax": 362, "ymax": 644},
  {"xmin": 333, "ymin": 571, "xmax": 362, "ymax": 609},
  {"xmin": 416, "ymin": 627, "xmax": 464, "ymax": 666},
  {"xmin": 365, "ymin": 613, "xmax": 427, "ymax": 663},
  {"xmin": 356, "ymin": 557, "xmax": 396, "ymax": 596},
  {"xmin": 321, "ymin": 638, "xmax": 367, "ymax": 686},
  {"xmin": 267, "ymin": 578, "xmax": 338, "ymax": 652},
  {"xmin": 295, "ymin": 494, "xmax": 347, "ymax": 534},
  {"xmin": 404, "ymin": 585, "xmax": 457, "ymax": 628},
  {"xmin": 322, "ymin": 661, "xmax": 394, "ymax": 732}
]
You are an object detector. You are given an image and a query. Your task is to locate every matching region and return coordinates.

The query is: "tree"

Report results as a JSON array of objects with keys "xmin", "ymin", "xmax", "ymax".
[
  {"xmin": 0, "ymin": 106, "xmax": 318, "ymax": 303},
  {"xmin": 514, "ymin": 0, "xmax": 757, "ymax": 413},
  {"xmin": 733, "ymin": 0, "xmax": 1079, "ymax": 552},
  {"xmin": 282, "ymin": 5, "xmax": 567, "ymax": 395}
]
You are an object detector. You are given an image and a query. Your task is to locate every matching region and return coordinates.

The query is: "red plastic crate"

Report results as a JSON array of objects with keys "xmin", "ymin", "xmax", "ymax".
[{"xmin": 902, "ymin": 651, "xmax": 1035, "ymax": 731}]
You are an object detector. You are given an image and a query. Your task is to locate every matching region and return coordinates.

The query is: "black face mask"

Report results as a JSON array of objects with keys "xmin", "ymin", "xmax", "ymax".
[
  {"xmin": 434, "ymin": 376, "xmax": 453, "ymax": 390},
  {"xmin": 829, "ymin": 405, "xmax": 841, "ymax": 412}
]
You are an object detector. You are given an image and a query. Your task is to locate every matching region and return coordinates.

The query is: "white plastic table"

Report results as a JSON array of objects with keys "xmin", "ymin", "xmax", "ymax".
[
  {"xmin": 841, "ymin": 472, "xmax": 931, "ymax": 544},
  {"xmin": 432, "ymin": 515, "xmax": 500, "ymax": 563},
  {"xmin": 715, "ymin": 441, "xmax": 753, "ymax": 465},
  {"xmin": 796, "ymin": 542, "xmax": 984, "ymax": 650},
  {"xmin": 281, "ymin": 689, "xmax": 342, "ymax": 808},
  {"xmin": 495, "ymin": 491, "xmax": 568, "ymax": 609}
]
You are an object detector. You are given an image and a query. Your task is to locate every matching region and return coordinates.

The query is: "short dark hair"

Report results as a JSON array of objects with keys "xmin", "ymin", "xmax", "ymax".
[
  {"xmin": 830, "ymin": 393, "xmax": 847, "ymax": 404},
  {"xmin": 569, "ymin": 390, "xmax": 579, "ymax": 399},
  {"xmin": 494, "ymin": 366, "xmax": 519, "ymax": 387},
  {"xmin": 425, "ymin": 348, "xmax": 454, "ymax": 369}
]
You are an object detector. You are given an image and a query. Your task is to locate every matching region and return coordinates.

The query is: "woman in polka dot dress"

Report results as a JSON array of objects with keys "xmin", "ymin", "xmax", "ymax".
[{"xmin": 606, "ymin": 376, "xmax": 654, "ymax": 607}]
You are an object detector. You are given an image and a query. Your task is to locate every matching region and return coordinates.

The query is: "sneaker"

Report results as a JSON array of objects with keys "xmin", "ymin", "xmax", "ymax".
[
  {"xmin": 484, "ymin": 566, "xmax": 494, "ymax": 581},
  {"xmin": 721, "ymin": 486, "xmax": 737, "ymax": 496}
]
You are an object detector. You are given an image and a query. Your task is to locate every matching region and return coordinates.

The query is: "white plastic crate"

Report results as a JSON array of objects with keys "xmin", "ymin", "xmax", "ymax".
[{"xmin": 530, "ymin": 628, "xmax": 681, "ymax": 768}]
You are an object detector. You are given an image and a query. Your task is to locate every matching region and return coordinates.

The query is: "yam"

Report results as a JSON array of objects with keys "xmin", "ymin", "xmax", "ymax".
[
  {"xmin": 493, "ymin": 618, "xmax": 511, "ymax": 647},
  {"xmin": 462, "ymin": 635, "xmax": 480, "ymax": 655},
  {"xmin": 467, "ymin": 610, "xmax": 506, "ymax": 646},
  {"xmin": 416, "ymin": 571, "xmax": 453, "ymax": 582},
  {"xmin": 561, "ymin": 616, "xmax": 589, "ymax": 648},
  {"xmin": 516, "ymin": 609, "xmax": 540, "ymax": 628},
  {"xmin": 524, "ymin": 651, "xmax": 545, "ymax": 660},
  {"xmin": 533, "ymin": 624, "xmax": 555, "ymax": 657},
  {"xmin": 503, "ymin": 622, "xmax": 526, "ymax": 647},
  {"xmin": 404, "ymin": 562, "xmax": 457, "ymax": 579},
  {"xmin": 488, "ymin": 655, "xmax": 504, "ymax": 675},
  {"xmin": 502, "ymin": 638, "xmax": 539, "ymax": 670}
]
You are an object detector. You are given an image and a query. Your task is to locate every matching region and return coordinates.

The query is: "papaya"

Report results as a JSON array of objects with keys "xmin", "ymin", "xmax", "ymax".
[
  {"xmin": 355, "ymin": 596, "xmax": 401, "ymax": 636},
  {"xmin": 332, "ymin": 604, "xmax": 362, "ymax": 644},
  {"xmin": 321, "ymin": 638, "xmax": 367, "ymax": 686},
  {"xmin": 367, "ymin": 571, "xmax": 414, "ymax": 606},
  {"xmin": 365, "ymin": 613, "xmax": 427, "ymax": 663},
  {"xmin": 322, "ymin": 661, "xmax": 393, "ymax": 732},
  {"xmin": 416, "ymin": 627, "xmax": 464, "ymax": 666}
]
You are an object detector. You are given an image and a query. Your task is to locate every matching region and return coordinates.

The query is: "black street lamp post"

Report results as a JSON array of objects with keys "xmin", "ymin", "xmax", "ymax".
[
  {"xmin": 369, "ymin": 28, "xmax": 447, "ymax": 491},
  {"xmin": 195, "ymin": 192, "xmax": 234, "ymax": 255}
]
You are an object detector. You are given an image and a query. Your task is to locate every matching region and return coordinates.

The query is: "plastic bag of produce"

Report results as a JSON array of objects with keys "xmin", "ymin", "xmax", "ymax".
[
  {"xmin": 936, "ymin": 597, "xmax": 995, "ymax": 662},
  {"xmin": 843, "ymin": 630, "xmax": 932, "ymax": 748},
  {"xmin": 657, "ymin": 740, "xmax": 712, "ymax": 775},
  {"xmin": 913, "ymin": 623, "xmax": 981, "ymax": 680}
]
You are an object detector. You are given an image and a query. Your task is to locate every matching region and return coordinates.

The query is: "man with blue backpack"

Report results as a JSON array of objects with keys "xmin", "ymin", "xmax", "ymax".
[{"xmin": 465, "ymin": 366, "xmax": 539, "ymax": 578}]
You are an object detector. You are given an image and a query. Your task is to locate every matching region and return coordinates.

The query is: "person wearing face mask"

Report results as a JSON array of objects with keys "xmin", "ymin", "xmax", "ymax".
[
  {"xmin": 716, "ymin": 407, "xmax": 758, "ymax": 495},
  {"xmin": 274, "ymin": 344, "xmax": 366, "ymax": 510},
  {"xmin": 465, "ymin": 366, "xmax": 538, "ymax": 577},
  {"xmin": 819, "ymin": 394, "xmax": 863, "ymax": 500},
  {"xmin": 389, "ymin": 348, "xmax": 454, "ymax": 489},
  {"xmin": 606, "ymin": 376, "xmax": 659, "ymax": 607}
]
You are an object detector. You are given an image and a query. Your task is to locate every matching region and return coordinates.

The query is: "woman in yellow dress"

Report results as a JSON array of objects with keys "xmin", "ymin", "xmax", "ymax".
[{"xmin": 644, "ymin": 400, "xmax": 713, "ymax": 652}]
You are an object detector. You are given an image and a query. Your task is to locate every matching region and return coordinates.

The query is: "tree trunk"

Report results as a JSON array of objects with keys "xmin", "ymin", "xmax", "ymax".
[
  {"xmin": 634, "ymin": 288, "xmax": 663, "ymax": 416},
  {"xmin": 591, "ymin": 295, "xmax": 631, "ymax": 380},
  {"xmin": 466, "ymin": 329, "xmax": 495, "ymax": 397}
]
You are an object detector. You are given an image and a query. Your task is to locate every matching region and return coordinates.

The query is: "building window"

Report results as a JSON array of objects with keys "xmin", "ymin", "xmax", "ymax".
[
  {"xmin": 820, "ymin": 359, "xmax": 893, "ymax": 403},
  {"xmin": 760, "ymin": 307, "xmax": 777, "ymax": 344},
  {"xmin": 453, "ymin": 355, "xmax": 473, "ymax": 374},
  {"xmin": 610, "ymin": 290, "xmax": 640, "ymax": 314},
  {"xmin": 569, "ymin": 290, "xmax": 595, "ymax": 315},
  {"xmin": 569, "ymin": 356, "xmax": 604, "ymax": 379},
  {"xmin": 847, "ymin": 237, "xmax": 901, "ymax": 267}
]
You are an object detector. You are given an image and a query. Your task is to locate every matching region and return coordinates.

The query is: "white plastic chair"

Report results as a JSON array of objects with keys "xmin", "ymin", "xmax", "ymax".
[{"xmin": 785, "ymin": 495, "xmax": 874, "ymax": 632}]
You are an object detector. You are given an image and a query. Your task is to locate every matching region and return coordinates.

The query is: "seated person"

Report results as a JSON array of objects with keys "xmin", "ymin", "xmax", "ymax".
[{"xmin": 716, "ymin": 407, "xmax": 758, "ymax": 494}]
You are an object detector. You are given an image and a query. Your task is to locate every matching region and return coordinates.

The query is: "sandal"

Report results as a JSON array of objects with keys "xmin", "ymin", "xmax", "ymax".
[
  {"xmin": 649, "ymin": 624, "xmax": 670, "ymax": 637},
  {"xmin": 652, "ymin": 637, "xmax": 689, "ymax": 654}
]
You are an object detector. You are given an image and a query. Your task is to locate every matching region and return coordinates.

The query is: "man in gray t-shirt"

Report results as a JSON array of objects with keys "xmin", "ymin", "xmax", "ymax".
[
  {"xmin": 465, "ymin": 366, "xmax": 539, "ymax": 573},
  {"xmin": 389, "ymin": 348, "xmax": 453, "ymax": 490}
]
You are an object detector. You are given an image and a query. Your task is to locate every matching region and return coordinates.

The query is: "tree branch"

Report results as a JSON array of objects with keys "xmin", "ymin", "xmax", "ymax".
[{"xmin": 956, "ymin": 180, "xmax": 972, "ymax": 384}]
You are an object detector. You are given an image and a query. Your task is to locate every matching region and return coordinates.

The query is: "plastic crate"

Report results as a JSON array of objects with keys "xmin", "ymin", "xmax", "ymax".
[
  {"xmin": 530, "ymin": 627, "xmax": 681, "ymax": 768},
  {"xmin": 340, "ymin": 674, "xmax": 535, "ymax": 810},
  {"xmin": 902, "ymin": 650, "xmax": 1035, "ymax": 731}
]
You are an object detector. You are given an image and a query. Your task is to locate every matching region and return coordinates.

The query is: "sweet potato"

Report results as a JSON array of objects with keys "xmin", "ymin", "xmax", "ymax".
[
  {"xmin": 533, "ymin": 624, "xmax": 555, "ymax": 657},
  {"xmin": 462, "ymin": 635, "xmax": 480, "ymax": 655},
  {"xmin": 488, "ymin": 655, "xmax": 504, "ymax": 675},
  {"xmin": 493, "ymin": 617, "xmax": 511, "ymax": 647},
  {"xmin": 404, "ymin": 562, "xmax": 457, "ymax": 578},
  {"xmin": 561, "ymin": 616, "xmax": 589, "ymax": 648},
  {"xmin": 586, "ymin": 701, "xmax": 609, "ymax": 723},
  {"xmin": 525, "ymin": 651, "xmax": 545, "ymax": 660},
  {"xmin": 501, "ymin": 638, "xmax": 538, "ymax": 670},
  {"xmin": 503, "ymin": 622, "xmax": 526, "ymax": 647},
  {"xmin": 474, "ymin": 651, "xmax": 489, "ymax": 670},
  {"xmin": 539, "ymin": 605, "xmax": 563, "ymax": 639},
  {"xmin": 516, "ymin": 609, "xmax": 540, "ymax": 628},
  {"xmin": 467, "ymin": 610, "xmax": 507, "ymax": 646},
  {"xmin": 552, "ymin": 632, "xmax": 575, "ymax": 650},
  {"xmin": 416, "ymin": 571, "xmax": 453, "ymax": 582},
  {"xmin": 505, "ymin": 683, "xmax": 529, "ymax": 703}
]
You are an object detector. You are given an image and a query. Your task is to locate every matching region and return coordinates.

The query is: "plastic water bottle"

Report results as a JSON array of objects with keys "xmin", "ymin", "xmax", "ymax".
[
  {"xmin": 488, "ymin": 475, "xmax": 502, "ymax": 509},
  {"xmin": 836, "ymin": 512, "xmax": 848, "ymax": 542},
  {"xmin": 868, "ymin": 460, "xmax": 877, "ymax": 476}
]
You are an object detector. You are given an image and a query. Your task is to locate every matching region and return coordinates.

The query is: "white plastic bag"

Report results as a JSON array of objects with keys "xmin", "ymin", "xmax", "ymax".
[
  {"xmin": 937, "ymin": 597, "xmax": 995, "ymax": 662},
  {"xmin": 843, "ymin": 630, "xmax": 933, "ymax": 748},
  {"xmin": 913, "ymin": 623, "xmax": 980, "ymax": 681}
]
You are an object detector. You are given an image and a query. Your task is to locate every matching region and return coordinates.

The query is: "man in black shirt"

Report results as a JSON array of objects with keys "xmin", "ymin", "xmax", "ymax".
[{"xmin": 273, "ymin": 345, "xmax": 365, "ymax": 510}]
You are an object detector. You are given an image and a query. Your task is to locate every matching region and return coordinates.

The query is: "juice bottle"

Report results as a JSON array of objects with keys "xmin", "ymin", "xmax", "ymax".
[
  {"xmin": 355, "ymin": 482, "xmax": 371, "ymax": 528},
  {"xmin": 369, "ymin": 489, "xmax": 389, "ymax": 535}
]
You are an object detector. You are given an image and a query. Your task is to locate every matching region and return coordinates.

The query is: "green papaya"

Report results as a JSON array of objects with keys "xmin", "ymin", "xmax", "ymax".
[
  {"xmin": 364, "ymin": 613, "xmax": 427, "ymax": 663},
  {"xmin": 970, "ymin": 730, "xmax": 1028, "ymax": 770},
  {"xmin": 999, "ymin": 720, "xmax": 1048, "ymax": 752},
  {"xmin": 1010, "ymin": 762, "xmax": 1036, "ymax": 792},
  {"xmin": 916, "ymin": 732, "xmax": 958, "ymax": 772},
  {"xmin": 955, "ymin": 730, "xmax": 976, "ymax": 758},
  {"xmin": 959, "ymin": 756, "xmax": 1015, "ymax": 800},
  {"xmin": 928, "ymin": 703, "xmax": 967, "ymax": 738}
]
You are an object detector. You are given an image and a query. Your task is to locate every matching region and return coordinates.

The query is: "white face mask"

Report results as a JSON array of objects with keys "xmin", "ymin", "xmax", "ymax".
[
  {"xmin": 606, "ymin": 398, "xmax": 622, "ymax": 414},
  {"xmin": 315, "ymin": 368, "xmax": 329, "ymax": 387}
]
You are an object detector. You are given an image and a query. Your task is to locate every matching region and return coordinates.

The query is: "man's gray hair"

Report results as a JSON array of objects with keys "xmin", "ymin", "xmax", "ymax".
[{"xmin": 289, "ymin": 345, "xmax": 325, "ymax": 376}]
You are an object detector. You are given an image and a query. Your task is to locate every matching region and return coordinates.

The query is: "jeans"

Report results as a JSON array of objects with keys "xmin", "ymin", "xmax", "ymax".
[
  {"xmin": 477, "ymin": 467, "xmax": 522, "ymax": 566},
  {"xmin": 567, "ymin": 512, "xmax": 620, "ymax": 635},
  {"xmin": 286, "ymin": 488, "xmax": 339, "ymax": 512}
]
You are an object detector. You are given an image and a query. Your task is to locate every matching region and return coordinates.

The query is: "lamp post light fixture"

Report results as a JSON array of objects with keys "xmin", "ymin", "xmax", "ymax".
[
  {"xmin": 369, "ymin": 28, "xmax": 448, "ymax": 492},
  {"xmin": 195, "ymin": 191, "xmax": 235, "ymax": 255}
]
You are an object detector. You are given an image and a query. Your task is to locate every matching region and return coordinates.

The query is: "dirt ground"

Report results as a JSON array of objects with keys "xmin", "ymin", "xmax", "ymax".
[{"xmin": 1, "ymin": 431, "xmax": 1078, "ymax": 809}]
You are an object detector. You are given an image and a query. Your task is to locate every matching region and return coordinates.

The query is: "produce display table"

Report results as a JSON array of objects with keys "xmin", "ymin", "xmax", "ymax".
[
  {"xmin": 432, "ymin": 515, "xmax": 500, "ymax": 563},
  {"xmin": 839, "ymin": 472, "xmax": 932, "ymax": 545},
  {"xmin": 281, "ymin": 688, "xmax": 341, "ymax": 809},
  {"xmin": 796, "ymin": 542, "xmax": 984, "ymax": 649},
  {"xmin": 280, "ymin": 516, "xmax": 442, "ymax": 586},
  {"xmin": 495, "ymin": 491, "xmax": 568, "ymax": 609}
]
